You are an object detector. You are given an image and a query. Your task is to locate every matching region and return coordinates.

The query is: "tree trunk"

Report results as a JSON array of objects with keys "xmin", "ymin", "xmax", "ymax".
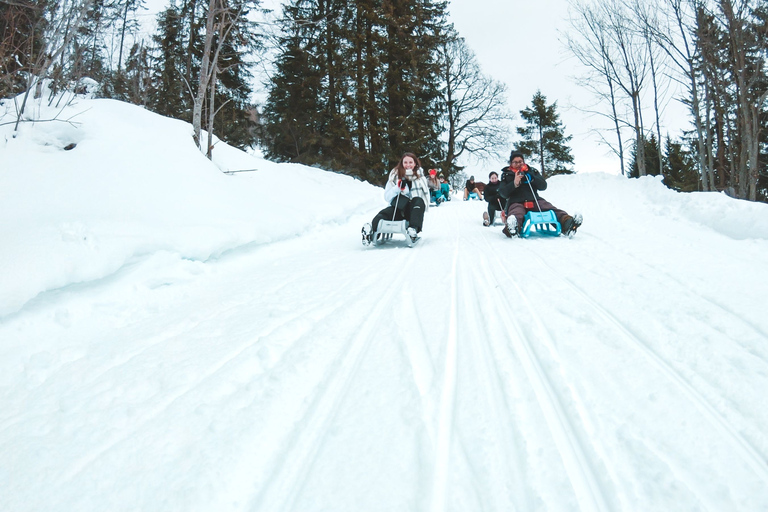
[
  {"xmin": 207, "ymin": 62, "xmax": 217, "ymax": 159},
  {"xmin": 118, "ymin": 0, "xmax": 130, "ymax": 71},
  {"xmin": 192, "ymin": 0, "xmax": 217, "ymax": 151}
]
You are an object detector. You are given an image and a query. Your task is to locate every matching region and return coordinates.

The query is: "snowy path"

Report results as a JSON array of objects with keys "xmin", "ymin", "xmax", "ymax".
[{"xmin": 3, "ymin": 199, "xmax": 768, "ymax": 512}]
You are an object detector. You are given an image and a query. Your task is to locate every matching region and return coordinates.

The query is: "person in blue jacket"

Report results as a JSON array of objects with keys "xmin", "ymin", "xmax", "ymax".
[{"xmin": 427, "ymin": 169, "xmax": 450, "ymax": 205}]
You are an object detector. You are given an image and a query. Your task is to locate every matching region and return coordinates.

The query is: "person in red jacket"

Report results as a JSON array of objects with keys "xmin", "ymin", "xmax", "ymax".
[{"xmin": 498, "ymin": 151, "xmax": 582, "ymax": 237}]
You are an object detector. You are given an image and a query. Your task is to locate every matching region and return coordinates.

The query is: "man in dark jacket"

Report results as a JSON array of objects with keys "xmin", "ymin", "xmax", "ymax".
[
  {"xmin": 464, "ymin": 176, "xmax": 483, "ymax": 200},
  {"xmin": 498, "ymin": 151, "xmax": 582, "ymax": 237},
  {"xmin": 482, "ymin": 171, "xmax": 505, "ymax": 226}
]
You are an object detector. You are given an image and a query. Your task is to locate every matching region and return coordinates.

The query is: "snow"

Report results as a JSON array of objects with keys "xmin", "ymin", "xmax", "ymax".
[{"xmin": 2, "ymin": 92, "xmax": 768, "ymax": 512}]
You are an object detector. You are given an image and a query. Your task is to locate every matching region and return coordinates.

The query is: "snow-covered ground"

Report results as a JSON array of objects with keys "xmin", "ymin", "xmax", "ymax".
[{"xmin": 2, "ymin": 93, "xmax": 768, "ymax": 512}]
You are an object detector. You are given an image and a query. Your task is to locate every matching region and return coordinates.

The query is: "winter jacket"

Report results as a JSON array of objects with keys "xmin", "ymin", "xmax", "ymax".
[
  {"xmin": 383, "ymin": 168, "xmax": 430, "ymax": 212},
  {"xmin": 498, "ymin": 165, "xmax": 547, "ymax": 204},
  {"xmin": 484, "ymin": 181, "xmax": 503, "ymax": 205},
  {"xmin": 427, "ymin": 176, "xmax": 441, "ymax": 192}
]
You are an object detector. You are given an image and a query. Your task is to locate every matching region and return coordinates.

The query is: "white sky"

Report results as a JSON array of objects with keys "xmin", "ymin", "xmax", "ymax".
[
  {"xmin": 447, "ymin": 0, "xmax": 620, "ymax": 174},
  {"xmin": 447, "ymin": 0, "xmax": 693, "ymax": 175}
]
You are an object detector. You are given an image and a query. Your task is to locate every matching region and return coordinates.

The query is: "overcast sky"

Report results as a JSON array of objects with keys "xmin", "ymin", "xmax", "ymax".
[{"xmin": 447, "ymin": 0, "xmax": 620, "ymax": 174}]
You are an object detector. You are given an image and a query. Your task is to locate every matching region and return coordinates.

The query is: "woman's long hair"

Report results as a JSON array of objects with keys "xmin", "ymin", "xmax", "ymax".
[{"xmin": 394, "ymin": 152, "xmax": 422, "ymax": 180}]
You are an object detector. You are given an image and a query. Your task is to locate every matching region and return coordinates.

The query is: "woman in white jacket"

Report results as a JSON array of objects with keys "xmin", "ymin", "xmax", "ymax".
[{"xmin": 364, "ymin": 152, "xmax": 429, "ymax": 243}]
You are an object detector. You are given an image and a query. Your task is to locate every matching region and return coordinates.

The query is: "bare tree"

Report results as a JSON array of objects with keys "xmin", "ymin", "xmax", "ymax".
[
  {"xmin": 565, "ymin": 0, "xmax": 627, "ymax": 175},
  {"xmin": 630, "ymin": 0, "xmax": 669, "ymax": 176},
  {"xmin": 192, "ymin": 0, "xmax": 248, "ymax": 156},
  {"xmin": 437, "ymin": 33, "xmax": 511, "ymax": 175},
  {"xmin": 718, "ymin": 0, "xmax": 766, "ymax": 200},
  {"xmin": 648, "ymin": 0, "xmax": 716, "ymax": 190},
  {"xmin": 6, "ymin": 0, "xmax": 96, "ymax": 131},
  {"xmin": 604, "ymin": 0, "xmax": 651, "ymax": 176}
]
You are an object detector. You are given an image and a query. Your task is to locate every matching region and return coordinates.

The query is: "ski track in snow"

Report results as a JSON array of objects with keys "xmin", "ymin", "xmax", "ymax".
[
  {"xmin": 516, "ymin": 244, "xmax": 768, "ymax": 484},
  {"xmin": 585, "ymin": 231, "xmax": 768, "ymax": 353},
  {"xmin": 3, "ymin": 199, "xmax": 768, "ymax": 512},
  {"xmin": 471, "ymin": 229, "xmax": 611, "ymax": 512},
  {"xmin": 250, "ymin": 248, "xmax": 422, "ymax": 511},
  {"xmin": 429, "ymin": 237, "xmax": 459, "ymax": 512},
  {"xmin": 56, "ymin": 255, "xmax": 383, "ymax": 486}
]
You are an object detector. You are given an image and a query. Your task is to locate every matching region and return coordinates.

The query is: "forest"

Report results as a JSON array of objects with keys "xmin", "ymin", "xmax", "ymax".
[{"xmin": 1, "ymin": 0, "xmax": 766, "ymax": 200}]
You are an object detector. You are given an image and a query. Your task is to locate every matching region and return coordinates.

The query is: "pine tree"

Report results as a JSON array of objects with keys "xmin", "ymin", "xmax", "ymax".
[
  {"xmin": 262, "ymin": 2, "xmax": 327, "ymax": 163},
  {"xmin": 150, "ymin": 5, "xmax": 189, "ymax": 120},
  {"xmin": 515, "ymin": 90, "xmax": 574, "ymax": 178},
  {"xmin": 0, "ymin": 0, "xmax": 48, "ymax": 97},
  {"xmin": 664, "ymin": 136, "xmax": 699, "ymax": 192},
  {"xmin": 629, "ymin": 133, "xmax": 662, "ymax": 179},
  {"xmin": 262, "ymin": 0, "xmax": 449, "ymax": 182},
  {"xmin": 379, "ymin": 0, "xmax": 448, "ymax": 170}
]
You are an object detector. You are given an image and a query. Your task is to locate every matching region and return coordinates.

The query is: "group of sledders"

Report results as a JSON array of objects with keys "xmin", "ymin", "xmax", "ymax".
[{"xmin": 361, "ymin": 150, "xmax": 582, "ymax": 247}]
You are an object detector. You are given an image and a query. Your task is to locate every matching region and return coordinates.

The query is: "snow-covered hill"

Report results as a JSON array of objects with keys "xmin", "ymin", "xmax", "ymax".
[{"xmin": 2, "ymin": 94, "xmax": 768, "ymax": 512}]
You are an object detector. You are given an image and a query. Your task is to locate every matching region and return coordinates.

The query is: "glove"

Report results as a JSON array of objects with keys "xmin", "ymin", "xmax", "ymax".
[{"xmin": 398, "ymin": 179, "xmax": 407, "ymax": 190}]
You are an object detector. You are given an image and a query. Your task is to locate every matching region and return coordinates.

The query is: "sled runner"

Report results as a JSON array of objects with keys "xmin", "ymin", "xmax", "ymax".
[{"xmin": 362, "ymin": 220, "xmax": 419, "ymax": 248}]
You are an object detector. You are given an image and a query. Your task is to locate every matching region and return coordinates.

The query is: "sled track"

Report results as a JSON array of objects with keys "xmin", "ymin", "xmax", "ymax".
[
  {"xmin": 250, "ymin": 248, "xmax": 421, "ymax": 512},
  {"xmin": 587, "ymin": 232, "xmax": 768, "ymax": 350},
  {"xmin": 428, "ymin": 238, "xmax": 459, "ymax": 512},
  {"xmin": 476, "ymin": 233, "xmax": 612, "ymax": 512},
  {"xmin": 521, "ymin": 244, "xmax": 768, "ymax": 484},
  {"xmin": 452, "ymin": 234, "xmax": 533, "ymax": 511},
  {"xmin": 55, "ymin": 253, "xmax": 389, "ymax": 486}
]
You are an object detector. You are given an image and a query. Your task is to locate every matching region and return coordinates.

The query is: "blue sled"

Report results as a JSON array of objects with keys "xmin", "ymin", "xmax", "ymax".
[{"xmin": 521, "ymin": 210, "xmax": 561, "ymax": 238}]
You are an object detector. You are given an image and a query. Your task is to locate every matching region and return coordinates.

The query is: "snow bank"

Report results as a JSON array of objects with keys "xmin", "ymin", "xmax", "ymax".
[
  {"xmin": 0, "ymin": 94, "xmax": 381, "ymax": 316},
  {"xmin": 3, "ymin": 93, "xmax": 767, "ymax": 317},
  {"xmin": 545, "ymin": 173, "xmax": 768, "ymax": 241}
]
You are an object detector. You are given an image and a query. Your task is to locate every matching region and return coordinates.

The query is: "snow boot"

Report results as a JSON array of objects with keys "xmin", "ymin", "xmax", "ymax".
[
  {"xmin": 483, "ymin": 212, "xmax": 490, "ymax": 226},
  {"xmin": 561, "ymin": 213, "xmax": 583, "ymax": 237},
  {"xmin": 502, "ymin": 216, "xmax": 519, "ymax": 238},
  {"xmin": 362, "ymin": 223, "xmax": 373, "ymax": 246},
  {"xmin": 407, "ymin": 227, "xmax": 419, "ymax": 243}
]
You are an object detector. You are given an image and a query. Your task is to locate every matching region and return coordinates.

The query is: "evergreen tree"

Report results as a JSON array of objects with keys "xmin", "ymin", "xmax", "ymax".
[
  {"xmin": 0, "ymin": 0, "xmax": 48, "ymax": 97},
  {"xmin": 150, "ymin": 4, "xmax": 190, "ymax": 120},
  {"xmin": 380, "ymin": 0, "xmax": 448, "ymax": 170},
  {"xmin": 664, "ymin": 136, "xmax": 699, "ymax": 192},
  {"xmin": 148, "ymin": 0, "xmax": 261, "ymax": 151},
  {"xmin": 515, "ymin": 90, "xmax": 574, "ymax": 178},
  {"xmin": 629, "ymin": 133, "xmax": 662, "ymax": 179},
  {"xmin": 262, "ymin": 2, "xmax": 327, "ymax": 164},
  {"xmin": 262, "ymin": 0, "xmax": 449, "ymax": 182},
  {"xmin": 68, "ymin": 0, "xmax": 115, "ymax": 87}
]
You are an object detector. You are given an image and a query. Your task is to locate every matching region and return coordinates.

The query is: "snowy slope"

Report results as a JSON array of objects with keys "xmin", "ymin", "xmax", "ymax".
[{"xmin": 2, "ymin": 94, "xmax": 768, "ymax": 512}]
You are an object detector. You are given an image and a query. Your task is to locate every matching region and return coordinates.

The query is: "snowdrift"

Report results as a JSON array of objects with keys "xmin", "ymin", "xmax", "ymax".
[
  {"xmin": 0, "ymin": 94, "xmax": 381, "ymax": 316},
  {"xmin": 2, "ymin": 93, "xmax": 767, "ymax": 317}
]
